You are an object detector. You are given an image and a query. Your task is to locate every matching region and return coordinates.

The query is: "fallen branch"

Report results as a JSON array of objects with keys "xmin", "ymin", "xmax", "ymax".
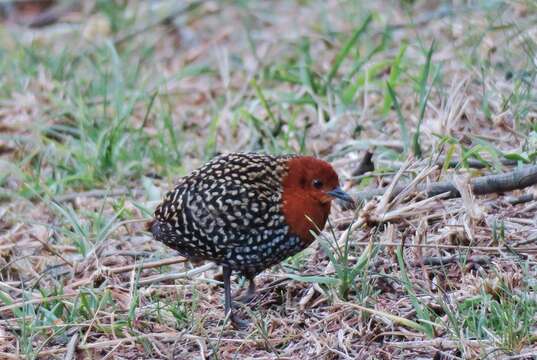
[
  {"xmin": 351, "ymin": 164, "xmax": 537, "ymax": 202},
  {"xmin": 506, "ymin": 193, "xmax": 535, "ymax": 205}
]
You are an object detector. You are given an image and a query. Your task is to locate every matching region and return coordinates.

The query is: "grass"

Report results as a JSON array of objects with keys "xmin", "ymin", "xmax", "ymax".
[{"xmin": 1, "ymin": 0, "xmax": 537, "ymax": 358}]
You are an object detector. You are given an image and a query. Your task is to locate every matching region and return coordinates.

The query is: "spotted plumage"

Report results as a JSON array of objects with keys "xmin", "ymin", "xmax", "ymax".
[
  {"xmin": 152, "ymin": 153, "xmax": 300, "ymax": 276},
  {"xmin": 149, "ymin": 152, "xmax": 353, "ymax": 327}
]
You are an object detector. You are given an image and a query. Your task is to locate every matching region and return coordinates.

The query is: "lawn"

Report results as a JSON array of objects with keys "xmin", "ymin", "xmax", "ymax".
[{"xmin": 1, "ymin": 1, "xmax": 536, "ymax": 358}]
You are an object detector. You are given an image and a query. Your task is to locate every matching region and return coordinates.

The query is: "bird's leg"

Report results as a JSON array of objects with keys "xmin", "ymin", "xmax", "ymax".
[
  {"xmin": 222, "ymin": 266, "xmax": 248, "ymax": 329},
  {"xmin": 243, "ymin": 277, "xmax": 256, "ymax": 303},
  {"xmin": 222, "ymin": 266, "xmax": 233, "ymax": 316},
  {"xmin": 233, "ymin": 276, "xmax": 256, "ymax": 304}
]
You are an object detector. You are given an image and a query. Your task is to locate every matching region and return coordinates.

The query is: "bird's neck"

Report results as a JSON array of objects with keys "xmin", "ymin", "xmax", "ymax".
[{"xmin": 281, "ymin": 189, "xmax": 331, "ymax": 246}]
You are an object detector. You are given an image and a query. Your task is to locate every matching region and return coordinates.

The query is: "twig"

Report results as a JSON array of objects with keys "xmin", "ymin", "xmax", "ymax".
[
  {"xmin": 66, "ymin": 256, "xmax": 188, "ymax": 289},
  {"xmin": 138, "ymin": 263, "xmax": 215, "ymax": 285},
  {"xmin": 106, "ymin": 256, "xmax": 187, "ymax": 274},
  {"xmin": 416, "ymin": 255, "xmax": 490, "ymax": 267},
  {"xmin": 25, "ymin": 1, "xmax": 79, "ymax": 28},
  {"xmin": 388, "ymin": 4, "xmax": 456, "ymax": 31},
  {"xmin": 54, "ymin": 188, "xmax": 144, "ymax": 202},
  {"xmin": 505, "ymin": 352, "xmax": 537, "ymax": 360},
  {"xmin": 0, "ymin": 353, "xmax": 18, "ymax": 360},
  {"xmin": 384, "ymin": 339, "xmax": 487, "ymax": 349},
  {"xmin": 32, "ymin": 230, "xmax": 74, "ymax": 268},
  {"xmin": 0, "ymin": 294, "xmax": 73, "ymax": 313},
  {"xmin": 102, "ymin": 251, "xmax": 154, "ymax": 258},
  {"xmin": 101, "ymin": 342, "xmax": 124, "ymax": 360},
  {"xmin": 113, "ymin": 2, "xmax": 203, "ymax": 46},
  {"xmin": 351, "ymin": 241, "xmax": 537, "ymax": 253},
  {"xmin": 351, "ymin": 165, "xmax": 537, "ymax": 201}
]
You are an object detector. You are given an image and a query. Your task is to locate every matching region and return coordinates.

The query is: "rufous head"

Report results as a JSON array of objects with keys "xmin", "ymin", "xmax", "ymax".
[{"xmin": 281, "ymin": 156, "xmax": 353, "ymax": 244}]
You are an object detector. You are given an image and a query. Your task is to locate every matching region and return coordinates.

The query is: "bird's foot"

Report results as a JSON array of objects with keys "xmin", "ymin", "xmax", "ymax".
[
  {"xmin": 227, "ymin": 311, "xmax": 249, "ymax": 330},
  {"xmin": 232, "ymin": 278, "xmax": 256, "ymax": 306},
  {"xmin": 231, "ymin": 298, "xmax": 243, "ymax": 310},
  {"xmin": 232, "ymin": 290, "xmax": 256, "ymax": 305}
]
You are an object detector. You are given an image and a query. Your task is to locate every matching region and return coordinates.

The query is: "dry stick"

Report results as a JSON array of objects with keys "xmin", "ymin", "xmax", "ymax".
[
  {"xmin": 505, "ymin": 353, "xmax": 537, "ymax": 360},
  {"xmin": 113, "ymin": 2, "xmax": 203, "ymax": 46},
  {"xmin": 101, "ymin": 342, "xmax": 124, "ymax": 360},
  {"xmin": 351, "ymin": 164, "xmax": 537, "ymax": 202},
  {"xmin": 0, "ymin": 353, "xmax": 19, "ymax": 360},
  {"xmin": 351, "ymin": 241, "xmax": 537, "ymax": 253},
  {"xmin": 102, "ymin": 251, "xmax": 154, "ymax": 258},
  {"xmin": 54, "ymin": 188, "xmax": 144, "ymax": 202},
  {"xmin": 32, "ymin": 232, "xmax": 74, "ymax": 268},
  {"xmin": 138, "ymin": 262, "xmax": 215, "ymax": 285},
  {"xmin": 0, "ymin": 294, "xmax": 72, "ymax": 313},
  {"xmin": 416, "ymin": 254, "xmax": 490, "ymax": 267},
  {"xmin": 107, "ymin": 256, "xmax": 187, "ymax": 274},
  {"xmin": 67, "ymin": 256, "xmax": 188, "ymax": 288},
  {"xmin": 25, "ymin": 1, "xmax": 79, "ymax": 27},
  {"xmin": 384, "ymin": 339, "xmax": 487, "ymax": 349}
]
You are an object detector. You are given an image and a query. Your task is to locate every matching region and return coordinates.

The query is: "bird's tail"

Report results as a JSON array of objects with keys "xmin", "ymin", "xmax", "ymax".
[
  {"xmin": 145, "ymin": 219, "xmax": 161, "ymax": 238},
  {"xmin": 145, "ymin": 219, "xmax": 154, "ymax": 232}
]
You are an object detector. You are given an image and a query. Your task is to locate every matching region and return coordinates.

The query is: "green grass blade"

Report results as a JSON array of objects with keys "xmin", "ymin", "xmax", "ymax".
[
  {"xmin": 252, "ymin": 77, "xmax": 284, "ymax": 141},
  {"xmin": 383, "ymin": 42, "xmax": 407, "ymax": 114},
  {"xmin": 396, "ymin": 246, "xmax": 435, "ymax": 337},
  {"xmin": 252, "ymin": 77, "xmax": 277, "ymax": 125},
  {"xmin": 386, "ymin": 82, "xmax": 409, "ymax": 154},
  {"xmin": 299, "ymin": 38, "xmax": 319, "ymax": 94},
  {"xmin": 413, "ymin": 41, "xmax": 436, "ymax": 158},
  {"xmin": 326, "ymin": 14, "xmax": 373, "ymax": 86}
]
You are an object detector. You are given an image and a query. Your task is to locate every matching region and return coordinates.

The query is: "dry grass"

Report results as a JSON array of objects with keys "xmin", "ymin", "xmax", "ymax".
[{"xmin": 1, "ymin": 0, "xmax": 536, "ymax": 359}]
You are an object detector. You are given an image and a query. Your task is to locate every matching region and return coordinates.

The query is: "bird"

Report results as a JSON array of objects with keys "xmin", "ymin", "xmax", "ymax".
[{"xmin": 149, "ymin": 152, "xmax": 353, "ymax": 327}]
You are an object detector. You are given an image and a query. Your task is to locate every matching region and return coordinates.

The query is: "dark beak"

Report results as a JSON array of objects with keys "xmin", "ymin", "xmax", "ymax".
[{"xmin": 327, "ymin": 187, "xmax": 354, "ymax": 203}]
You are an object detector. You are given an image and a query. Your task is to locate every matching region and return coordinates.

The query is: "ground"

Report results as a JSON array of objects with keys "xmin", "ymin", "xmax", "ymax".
[{"xmin": 0, "ymin": 1, "xmax": 536, "ymax": 359}]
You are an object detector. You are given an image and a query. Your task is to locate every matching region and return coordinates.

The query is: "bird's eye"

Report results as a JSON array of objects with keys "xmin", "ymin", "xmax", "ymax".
[{"xmin": 312, "ymin": 179, "xmax": 323, "ymax": 189}]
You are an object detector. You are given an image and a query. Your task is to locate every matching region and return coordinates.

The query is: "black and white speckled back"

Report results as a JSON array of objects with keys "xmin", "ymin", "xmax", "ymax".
[{"xmin": 152, "ymin": 153, "xmax": 304, "ymax": 276}]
